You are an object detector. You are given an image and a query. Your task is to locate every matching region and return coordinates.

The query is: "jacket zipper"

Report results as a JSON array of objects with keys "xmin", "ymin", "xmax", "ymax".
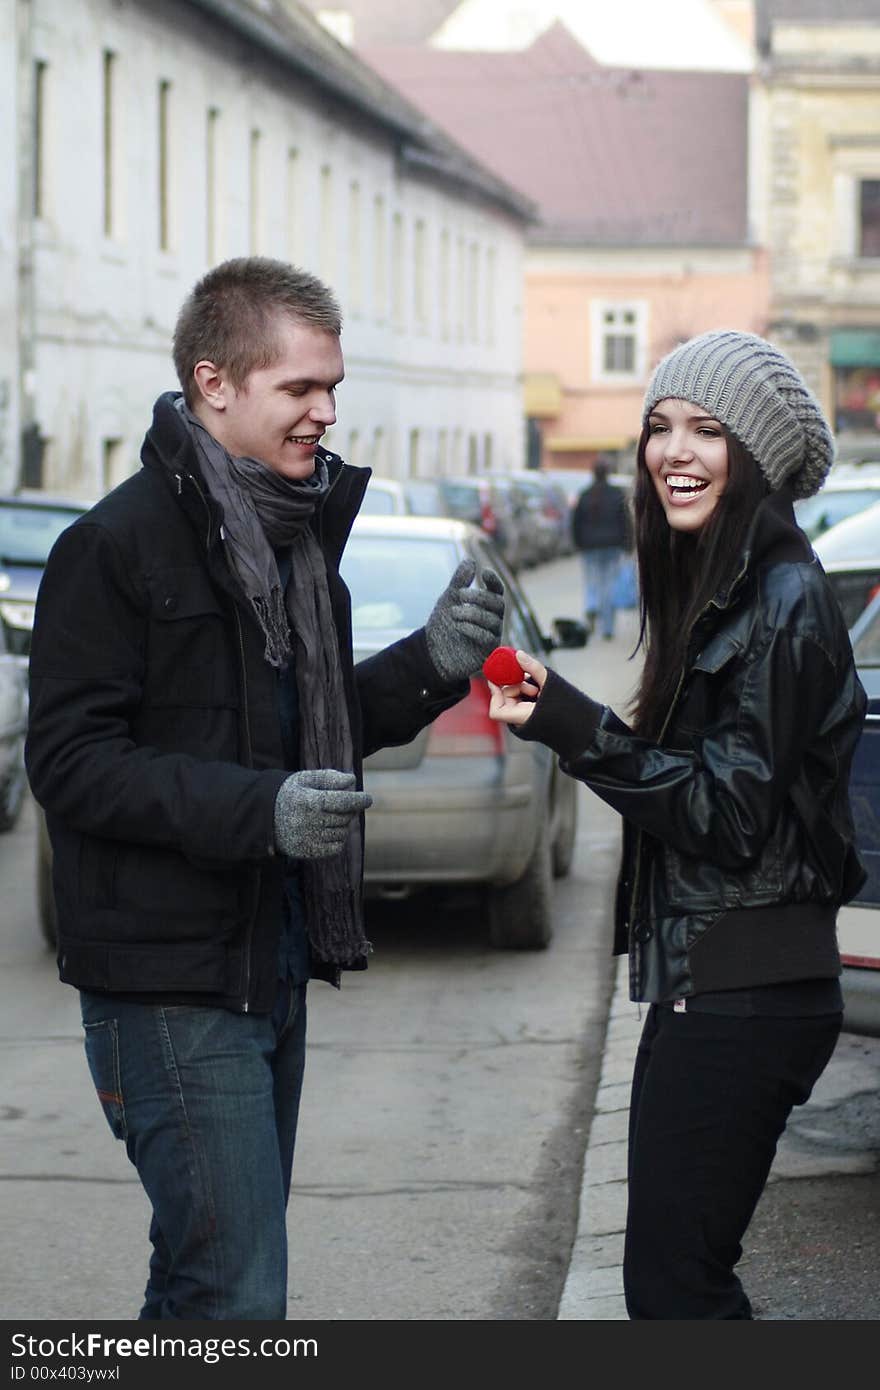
[
  {"xmin": 177, "ymin": 469, "xmax": 259, "ymax": 1013},
  {"xmin": 624, "ymin": 562, "xmax": 746, "ymax": 992}
]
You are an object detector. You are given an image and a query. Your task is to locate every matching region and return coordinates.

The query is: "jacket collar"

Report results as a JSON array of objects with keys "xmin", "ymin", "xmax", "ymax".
[
  {"xmin": 711, "ymin": 484, "xmax": 813, "ymax": 611},
  {"xmin": 141, "ymin": 391, "xmax": 371, "ymax": 562}
]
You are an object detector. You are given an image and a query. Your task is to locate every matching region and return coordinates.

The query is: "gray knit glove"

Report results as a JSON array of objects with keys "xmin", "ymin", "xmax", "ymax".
[
  {"xmin": 424, "ymin": 559, "xmax": 505, "ymax": 683},
  {"xmin": 273, "ymin": 770, "xmax": 372, "ymax": 860}
]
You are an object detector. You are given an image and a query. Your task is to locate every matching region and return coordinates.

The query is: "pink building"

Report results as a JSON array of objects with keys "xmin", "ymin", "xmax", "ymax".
[{"xmin": 364, "ymin": 22, "xmax": 769, "ymax": 471}]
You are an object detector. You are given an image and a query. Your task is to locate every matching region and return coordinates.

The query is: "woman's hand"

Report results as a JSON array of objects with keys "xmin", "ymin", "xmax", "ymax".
[{"xmin": 486, "ymin": 649, "xmax": 547, "ymax": 727}]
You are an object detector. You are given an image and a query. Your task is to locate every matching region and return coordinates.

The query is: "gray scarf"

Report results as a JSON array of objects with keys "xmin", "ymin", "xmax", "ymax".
[{"xmin": 179, "ymin": 400, "xmax": 368, "ymax": 967}]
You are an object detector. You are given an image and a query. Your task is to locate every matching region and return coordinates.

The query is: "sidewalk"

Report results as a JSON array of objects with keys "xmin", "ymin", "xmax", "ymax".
[
  {"xmin": 546, "ymin": 599, "xmax": 643, "ymax": 1321},
  {"xmin": 557, "ymin": 955, "xmax": 640, "ymax": 1319}
]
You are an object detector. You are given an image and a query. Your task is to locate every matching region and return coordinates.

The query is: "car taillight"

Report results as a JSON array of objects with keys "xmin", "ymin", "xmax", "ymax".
[
  {"xmin": 426, "ymin": 677, "xmax": 504, "ymax": 756},
  {"xmin": 480, "ymin": 501, "xmax": 498, "ymax": 535}
]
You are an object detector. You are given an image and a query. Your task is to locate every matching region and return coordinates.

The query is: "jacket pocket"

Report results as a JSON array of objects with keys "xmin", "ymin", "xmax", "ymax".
[
  {"xmin": 82, "ymin": 1018, "xmax": 126, "ymax": 1141},
  {"xmin": 144, "ymin": 567, "xmax": 237, "ymax": 708}
]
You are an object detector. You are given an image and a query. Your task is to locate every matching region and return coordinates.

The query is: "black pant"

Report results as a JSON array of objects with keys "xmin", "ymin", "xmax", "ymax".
[{"xmin": 623, "ymin": 1003, "xmax": 842, "ymax": 1319}]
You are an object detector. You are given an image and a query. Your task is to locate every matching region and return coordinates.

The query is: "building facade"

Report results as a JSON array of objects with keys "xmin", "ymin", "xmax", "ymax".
[
  {"xmin": 4, "ymin": 0, "xmax": 532, "ymax": 497},
  {"xmin": 754, "ymin": 0, "xmax": 880, "ymax": 456}
]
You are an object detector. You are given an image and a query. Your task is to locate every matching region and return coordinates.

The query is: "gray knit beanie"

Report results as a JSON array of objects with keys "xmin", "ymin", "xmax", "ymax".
[{"xmin": 642, "ymin": 330, "xmax": 834, "ymax": 499}]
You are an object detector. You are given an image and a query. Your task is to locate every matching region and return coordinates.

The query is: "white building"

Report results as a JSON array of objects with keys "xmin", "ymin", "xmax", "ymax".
[{"xmin": 9, "ymin": 0, "xmax": 533, "ymax": 496}]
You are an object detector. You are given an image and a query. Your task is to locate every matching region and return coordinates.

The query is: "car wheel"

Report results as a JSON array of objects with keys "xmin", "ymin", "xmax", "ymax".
[
  {"xmin": 36, "ymin": 812, "xmax": 57, "ymax": 949},
  {"xmin": 551, "ymin": 767, "xmax": 577, "ymax": 879},
  {"xmin": 487, "ymin": 819, "xmax": 554, "ymax": 950},
  {"xmin": 0, "ymin": 742, "xmax": 27, "ymax": 833}
]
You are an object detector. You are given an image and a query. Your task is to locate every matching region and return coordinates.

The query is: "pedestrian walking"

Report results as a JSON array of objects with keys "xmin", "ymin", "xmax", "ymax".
[
  {"xmin": 25, "ymin": 256, "xmax": 504, "ymax": 1321},
  {"xmin": 570, "ymin": 456, "xmax": 632, "ymax": 640},
  {"xmin": 485, "ymin": 329, "xmax": 866, "ymax": 1319}
]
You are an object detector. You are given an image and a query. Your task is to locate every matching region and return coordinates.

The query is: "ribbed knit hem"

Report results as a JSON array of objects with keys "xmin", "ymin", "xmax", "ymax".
[{"xmin": 515, "ymin": 667, "xmax": 605, "ymax": 762}]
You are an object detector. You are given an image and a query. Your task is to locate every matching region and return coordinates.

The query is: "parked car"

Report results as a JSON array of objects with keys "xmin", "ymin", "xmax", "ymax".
[
  {"xmin": 794, "ymin": 459, "xmax": 880, "ymax": 541},
  {"xmin": 838, "ymin": 589, "xmax": 880, "ymax": 1036},
  {"xmin": 0, "ymin": 493, "xmax": 91, "ymax": 662},
  {"xmin": 359, "ymin": 475, "xmax": 411, "ymax": 515},
  {"xmin": 812, "ymin": 499, "xmax": 880, "ymax": 629},
  {"xmin": 35, "ymin": 513, "xmax": 589, "ymax": 952},
  {"xmin": 339, "ymin": 513, "xmax": 588, "ymax": 948},
  {"xmin": 0, "ymin": 610, "xmax": 28, "ymax": 832},
  {"xmin": 435, "ymin": 475, "xmax": 527, "ymax": 572},
  {"xmin": 509, "ymin": 471, "xmax": 568, "ymax": 564}
]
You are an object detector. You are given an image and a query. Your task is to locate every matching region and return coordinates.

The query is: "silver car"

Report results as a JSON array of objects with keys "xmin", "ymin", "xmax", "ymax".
[
  {"xmin": 838, "ymin": 590, "xmax": 880, "ymax": 1037},
  {"xmin": 341, "ymin": 513, "xmax": 588, "ymax": 949}
]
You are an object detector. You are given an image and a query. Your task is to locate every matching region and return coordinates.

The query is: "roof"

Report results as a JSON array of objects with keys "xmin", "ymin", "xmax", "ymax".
[
  {"xmin": 361, "ymin": 22, "xmax": 750, "ymax": 247},
  {"xmin": 178, "ymin": 1, "xmax": 535, "ymax": 220},
  {"xmin": 296, "ymin": 0, "xmax": 458, "ymax": 45},
  {"xmin": 755, "ymin": 0, "xmax": 880, "ymax": 54}
]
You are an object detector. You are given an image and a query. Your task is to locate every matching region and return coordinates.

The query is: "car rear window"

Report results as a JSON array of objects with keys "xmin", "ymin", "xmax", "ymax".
[
  {"xmin": 359, "ymin": 487, "xmax": 399, "ymax": 515},
  {"xmin": 0, "ymin": 504, "xmax": 84, "ymax": 564},
  {"xmin": 341, "ymin": 535, "xmax": 458, "ymax": 633}
]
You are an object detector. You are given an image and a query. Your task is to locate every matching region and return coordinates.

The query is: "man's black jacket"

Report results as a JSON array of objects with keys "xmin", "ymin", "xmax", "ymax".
[{"xmin": 25, "ymin": 393, "xmax": 465, "ymax": 1011}]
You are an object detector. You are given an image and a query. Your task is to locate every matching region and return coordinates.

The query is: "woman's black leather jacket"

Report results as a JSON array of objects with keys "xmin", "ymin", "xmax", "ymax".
[{"xmin": 518, "ymin": 489, "xmax": 867, "ymax": 1002}]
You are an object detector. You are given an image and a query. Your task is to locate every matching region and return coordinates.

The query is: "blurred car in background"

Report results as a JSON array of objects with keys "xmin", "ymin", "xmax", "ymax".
[
  {"xmin": 0, "ymin": 612, "xmax": 28, "ymax": 832},
  {"xmin": 340, "ymin": 513, "xmax": 588, "ymax": 949},
  {"xmin": 794, "ymin": 460, "xmax": 880, "ymax": 541},
  {"xmin": 36, "ymin": 513, "xmax": 589, "ymax": 952},
  {"xmin": 0, "ymin": 493, "xmax": 91, "ymax": 662},
  {"xmin": 509, "ymin": 471, "xmax": 568, "ymax": 564},
  {"xmin": 812, "ymin": 499, "xmax": 880, "ymax": 629},
  {"xmin": 359, "ymin": 475, "xmax": 411, "ymax": 516},
  {"xmin": 838, "ymin": 590, "xmax": 880, "ymax": 1036},
  {"xmin": 435, "ymin": 475, "xmax": 526, "ymax": 572}
]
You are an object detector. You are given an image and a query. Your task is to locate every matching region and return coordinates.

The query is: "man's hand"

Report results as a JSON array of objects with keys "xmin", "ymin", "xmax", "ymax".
[
  {"xmin": 273, "ymin": 769, "xmax": 372, "ymax": 860},
  {"xmin": 425, "ymin": 559, "xmax": 505, "ymax": 683}
]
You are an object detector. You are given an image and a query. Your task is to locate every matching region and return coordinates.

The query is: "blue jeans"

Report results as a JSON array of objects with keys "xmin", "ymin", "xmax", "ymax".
[
  {"xmin": 80, "ymin": 978, "xmax": 307, "ymax": 1320},
  {"xmin": 580, "ymin": 546, "xmax": 623, "ymax": 638}
]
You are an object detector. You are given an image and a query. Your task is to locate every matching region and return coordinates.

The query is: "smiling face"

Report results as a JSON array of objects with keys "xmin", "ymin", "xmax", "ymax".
[
  {"xmin": 644, "ymin": 397, "xmax": 730, "ymax": 533},
  {"xmin": 191, "ymin": 314, "xmax": 344, "ymax": 480}
]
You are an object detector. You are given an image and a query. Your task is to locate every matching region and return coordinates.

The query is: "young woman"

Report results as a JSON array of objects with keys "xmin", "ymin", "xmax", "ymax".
[{"xmin": 487, "ymin": 330, "xmax": 867, "ymax": 1319}]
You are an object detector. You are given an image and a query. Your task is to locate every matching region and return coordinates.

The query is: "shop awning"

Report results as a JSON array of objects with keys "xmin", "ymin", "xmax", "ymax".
[
  {"xmin": 523, "ymin": 373, "xmax": 562, "ymax": 418},
  {"xmin": 830, "ymin": 330, "xmax": 880, "ymax": 367},
  {"xmin": 546, "ymin": 436, "xmax": 629, "ymax": 452}
]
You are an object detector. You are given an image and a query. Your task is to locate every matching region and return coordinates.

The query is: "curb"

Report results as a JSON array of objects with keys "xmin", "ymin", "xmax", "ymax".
[{"xmin": 557, "ymin": 955, "xmax": 642, "ymax": 1319}]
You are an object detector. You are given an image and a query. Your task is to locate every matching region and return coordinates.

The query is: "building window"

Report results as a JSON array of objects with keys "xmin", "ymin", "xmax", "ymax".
[
  {"xmin": 591, "ymin": 302, "xmax": 647, "ymax": 382},
  {"xmin": 320, "ymin": 165, "xmax": 334, "ymax": 281},
  {"xmin": 391, "ymin": 212, "xmax": 404, "ymax": 329},
  {"xmin": 408, "ymin": 428, "xmax": 420, "ymax": 476},
  {"xmin": 33, "ymin": 60, "xmax": 48, "ymax": 219},
  {"xmin": 456, "ymin": 235, "xmax": 466, "ymax": 342},
  {"xmin": 101, "ymin": 437, "xmax": 126, "ymax": 492},
  {"xmin": 349, "ymin": 180, "xmax": 362, "ymax": 315},
  {"xmin": 249, "ymin": 128, "xmax": 262, "ymax": 254},
  {"xmin": 102, "ymin": 51, "xmax": 116, "ymax": 237},
  {"xmin": 373, "ymin": 193, "xmax": 387, "ymax": 321},
  {"xmin": 158, "ymin": 79, "xmax": 172, "ymax": 251},
  {"xmin": 467, "ymin": 242, "xmax": 479, "ymax": 342},
  {"xmin": 371, "ymin": 426, "xmax": 386, "ymax": 472},
  {"xmin": 286, "ymin": 147, "xmax": 299, "ymax": 262},
  {"xmin": 439, "ymin": 228, "xmax": 450, "ymax": 339},
  {"xmin": 468, "ymin": 433, "xmax": 479, "ymax": 474},
  {"xmin": 414, "ymin": 219, "xmax": 427, "ymax": 330},
  {"xmin": 206, "ymin": 108, "xmax": 221, "ymax": 264},
  {"xmin": 486, "ymin": 245, "xmax": 496, "ymax": 346},
  {"xmin": 860, "ymin": 180, "xmax": 880, "ymax": 258},
  {"xmin": 437, "ymin": 427, "xmax": 448, "ymax": 473},
  {"xmin": 483, "ymin": 432, "xmax": 493, "ymax": 472},
  {"xmin": 348, "ymin": 428, "xmax": 360, "ymax": 467}
]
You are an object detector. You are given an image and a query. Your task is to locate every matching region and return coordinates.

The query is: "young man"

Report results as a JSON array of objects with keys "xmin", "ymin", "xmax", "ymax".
[
  {"xmin": 25, "ymin": 256, "xmax": 504, "ymax": 1320},
  {"xmin": 571, "ymin": 457, "xmax": 632, "ymax": 640}
]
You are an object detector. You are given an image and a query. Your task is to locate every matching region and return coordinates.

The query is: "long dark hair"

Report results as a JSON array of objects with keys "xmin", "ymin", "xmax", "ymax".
[{"xmin": 630, "ymin": 427, "xmax": 770, "ymax": 738}]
